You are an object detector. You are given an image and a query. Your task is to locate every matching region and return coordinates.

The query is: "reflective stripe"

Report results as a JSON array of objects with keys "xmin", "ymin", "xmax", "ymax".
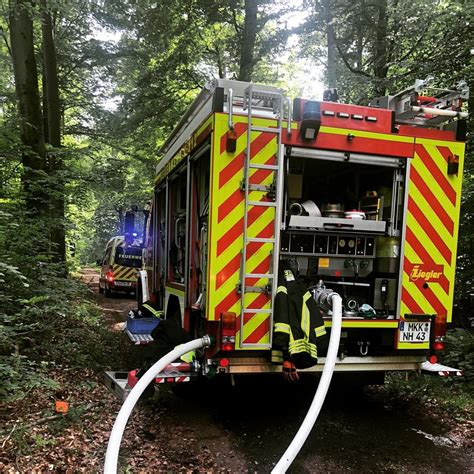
[
  {"xmin": 178, "ymin": 349, "xmax": 195, "ymax": 363},
  {"xmin": 277, "ymin": 285, "xmax": 287, "ymax": 294},
  {"xmin": 274, "ymin": 322, "xmax": 291, "ymax": 334},
  {"xmin": 142, "ymin": 304, "xmax": 163, "ymax": 318},
  {"xmin": 283, "ymin": 270, "xmax": 295, "ymax": 282},
  {"xmin": 315, "ymin": 326, "xmax": 326, "ymax": 337},
  {"xmin": 291, "ymin": 345, "xmax": 317, "ymax": 358},
  {"xmin": 302, "ymin": 291, "xmax": 312, "ymax": 304},
  {"xmin": 271, "ymin": 350, "xmax": 283, "ymax": 363},
  {"xmin": 302, "ymin": 292, "xmax": 311, "ymax": 338},
  {"xmin": 289, "ymin": 339, "xmax": 318, "ymax": 358}
]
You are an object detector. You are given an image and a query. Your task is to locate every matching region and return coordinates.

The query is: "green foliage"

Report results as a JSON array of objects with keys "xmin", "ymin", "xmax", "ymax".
[
  {"xmin": 0, "ymin": 266, "xmax": 125, "ymax": 401},
  {"xmin": 300, "ymin": 0, "xmax": 473, "ymax": 102},
  {"xmin": 0, "ymin": 357, "xmax": 60, "ymax": 402},
  {"xmin": 442, "ymin": 329, "xmax": 474, "ymax": 382},
  {"xmin": 383, "ymin": 372, "xmax": 473, "ymax": 417},
  {"xmin": 0, "ymin": 202, "xmax": 126, "ymax": 401},
  {"xmin": 381, "ymin": 328, "xmax": 474, "ymax": 418}
]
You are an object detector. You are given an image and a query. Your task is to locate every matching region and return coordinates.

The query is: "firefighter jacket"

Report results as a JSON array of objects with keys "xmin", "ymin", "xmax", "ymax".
[{"xmin": 271, "ymin": 267, "xmax": 327, "ymax": 369}]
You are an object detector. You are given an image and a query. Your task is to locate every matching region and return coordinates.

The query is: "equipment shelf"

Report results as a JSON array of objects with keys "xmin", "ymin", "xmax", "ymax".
[{"xmin": 288, "ymin": 215, "xmax": 387, "ymax": 234}]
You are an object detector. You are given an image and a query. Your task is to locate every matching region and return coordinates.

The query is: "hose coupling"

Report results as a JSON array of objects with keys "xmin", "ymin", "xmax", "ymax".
[
  {"xmin": 311, "ymin": 281, "xmax": 340, "ymax": 313},
  {"xmin": 201, "ymin": 335, "xmax": 213, "ymax": 347},
  {"xmin": 317, "ymin": 290, "xmax": 339, "ymax": 312}
]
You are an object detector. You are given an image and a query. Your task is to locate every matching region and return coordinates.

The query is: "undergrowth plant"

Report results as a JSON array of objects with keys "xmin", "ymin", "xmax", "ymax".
[{"xmin": 0, "ymin": 206, "xmax": 126, "ymax": 402}]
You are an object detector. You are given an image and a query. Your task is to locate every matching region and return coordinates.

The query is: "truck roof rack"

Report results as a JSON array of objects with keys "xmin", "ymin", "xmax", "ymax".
[
  {"xmin": 369, "ymin": 77, "xmax": 468, "ymax": 128},
  {"xmin": 156, "ymin": 79, "xmax": 285, "ymax": 175}
]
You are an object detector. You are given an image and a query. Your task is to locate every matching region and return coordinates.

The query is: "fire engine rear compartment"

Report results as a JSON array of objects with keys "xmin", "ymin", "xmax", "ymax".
[{"xmin": 280, "ymin": 151, "xmax": 407, "ymax": 321}]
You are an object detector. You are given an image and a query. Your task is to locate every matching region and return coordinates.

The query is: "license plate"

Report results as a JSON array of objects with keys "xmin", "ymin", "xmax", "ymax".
[
  {"xmin": 115, "ymin": 281, "xmax": 132, "ymax": 287},
  {"xmin": 399, "ymin": 320, "xmax": 431, "ymax": 343}
]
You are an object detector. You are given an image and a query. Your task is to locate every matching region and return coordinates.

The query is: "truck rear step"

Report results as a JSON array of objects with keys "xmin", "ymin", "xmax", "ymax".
[
  {"xmin": 103, "ymin": 364, "xmax": 199, "ymax": 400},
  {"xmin": 103, "ymin": 371, "xmax": 132, "ymax": 401}
]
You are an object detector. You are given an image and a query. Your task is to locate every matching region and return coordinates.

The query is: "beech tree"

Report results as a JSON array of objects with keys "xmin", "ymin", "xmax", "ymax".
[
  {"xmin": 238, "ymin": 0, "xmax": 258, "ymax": 81},
  {"xmin": 9, "ymin": 0, "xmax": 48, "ymax": 217},
  {"xmin": 41, "ymin": 0, "xmax": 65, "ymax": 262}
]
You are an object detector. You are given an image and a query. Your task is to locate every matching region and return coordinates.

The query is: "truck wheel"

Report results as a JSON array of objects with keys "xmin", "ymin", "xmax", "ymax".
[
  {"xmin": 105, "ymin": 286, "xmax": 113, "ymax": 297},
  {"xmin": 98, "ymin": 284, "xmax": 104, "ymax": 294}
]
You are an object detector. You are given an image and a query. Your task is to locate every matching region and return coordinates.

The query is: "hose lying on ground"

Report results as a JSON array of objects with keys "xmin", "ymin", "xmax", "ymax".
[
  {"xmin": 103, "ymin": 335, "xmax": 212, "ymax": 474},
  {"xmin": 272, "ymin": 293, "xmax": 343, "ymax": 473}
]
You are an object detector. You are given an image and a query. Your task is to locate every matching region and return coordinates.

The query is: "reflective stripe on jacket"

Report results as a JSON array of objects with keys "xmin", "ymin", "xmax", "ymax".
[{"xmin": 141, "ymin": 302, "xmax": 163, "ymax": 319}]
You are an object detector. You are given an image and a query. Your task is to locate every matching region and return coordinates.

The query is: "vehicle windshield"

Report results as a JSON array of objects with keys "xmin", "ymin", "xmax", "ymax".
[{"xmin": 114, "ymin": 246, "xmax": 142, "ymax": 268}]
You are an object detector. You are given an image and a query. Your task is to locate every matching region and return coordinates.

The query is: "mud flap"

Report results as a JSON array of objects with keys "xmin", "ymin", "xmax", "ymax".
[{"xmin": 420, "ymin": 361, "xmax": 462, "ymax": 377}]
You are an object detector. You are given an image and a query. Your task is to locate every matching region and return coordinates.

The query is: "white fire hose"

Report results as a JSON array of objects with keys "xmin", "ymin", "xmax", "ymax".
[
  {"xmin": 103, "ymin": 335, "xmax": 212, "ymax": 474},
  {"xmin": 104, "ymin": 292, "xmax": 341, "ymax": 473},
  {"xmin": 272, "ymin": 291, "xmax": 343, "ymax": 473}
]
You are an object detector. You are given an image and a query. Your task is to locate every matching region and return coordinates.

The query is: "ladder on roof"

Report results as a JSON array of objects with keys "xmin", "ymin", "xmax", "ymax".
[
  {"xmin": 369, "ymin": 77, "xmax": 469, "ymax": 127},
  {"xmin": 238, "ymin": 85, "xmax": 285, "ymax": 349}
]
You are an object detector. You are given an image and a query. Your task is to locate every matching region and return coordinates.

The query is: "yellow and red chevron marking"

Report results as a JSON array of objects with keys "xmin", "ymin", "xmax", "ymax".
[
  {"xmin": 207, "ymin": 113, "xmax": 278, "ymax": 348},
  {"xmin": 401, "ymin": 138, "xmax": 465, "ymax": 325},
  {"xmin": 112, "ymin": 264, "xmax": 138, "ymax": 281}
]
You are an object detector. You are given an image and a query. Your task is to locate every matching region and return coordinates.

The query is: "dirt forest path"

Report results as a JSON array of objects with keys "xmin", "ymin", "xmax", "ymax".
[{"xmin": 80, "ymin": 267, "xmax": 136, "ymax": 330}]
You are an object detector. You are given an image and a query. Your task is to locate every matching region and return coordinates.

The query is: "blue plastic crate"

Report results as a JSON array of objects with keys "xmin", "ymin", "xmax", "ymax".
[{"xmin": 126, "ymin": 316, "xmax": 160, "ymax": 334}]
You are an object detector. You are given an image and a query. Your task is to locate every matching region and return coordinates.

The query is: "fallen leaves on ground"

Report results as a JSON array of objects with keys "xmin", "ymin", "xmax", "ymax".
[{"xmin": 0, "ymin": 367, "xmax": 216, "ymax": 472}]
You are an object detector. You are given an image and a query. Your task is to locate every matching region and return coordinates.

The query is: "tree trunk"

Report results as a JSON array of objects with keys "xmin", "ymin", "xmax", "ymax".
[
  {"xmin": 325, "ymin": 0, "xmax": 336, "ymax": 89},
  {"xmin": 238, "ymin": 0, "xmax": 258, "ymax": 82},
  {"xmin": 41, "ymin": 0, "xmax": 66, "ymax": 262},
  {"xmin": 373, "ymin": 0, "xmax": 389, "ymax": 96},
  {"xmin": 355, "ymin": 2, "xmax": 364, "ymax": 70},
  {"xmin": 9, "ymin": 0, "xmax": 48, "ymax": 216}
]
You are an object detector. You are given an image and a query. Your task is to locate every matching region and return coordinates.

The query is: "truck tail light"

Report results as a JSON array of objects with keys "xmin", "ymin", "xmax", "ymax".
[
  {"xmin": 432, "ymin": 314, "xmax": 447, "ymax": 351},
  {"xmin": 221, "ymin": 312, "xmax": 236, "ymax": 351},
  {"xmin": 106, "ymin": 271, "xmax": 114, "ymax": 283}
]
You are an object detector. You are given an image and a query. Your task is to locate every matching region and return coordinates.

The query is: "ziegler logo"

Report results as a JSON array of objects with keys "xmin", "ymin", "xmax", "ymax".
[{"xmin": 407, "ymin": 263, "xmax": 444, "ymax": 282}]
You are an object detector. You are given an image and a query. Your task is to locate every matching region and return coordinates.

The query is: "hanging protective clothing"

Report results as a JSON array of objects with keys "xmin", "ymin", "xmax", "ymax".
[{"xmin": 271, "ymin": 266, "xmax": 327, "ymax": 369}]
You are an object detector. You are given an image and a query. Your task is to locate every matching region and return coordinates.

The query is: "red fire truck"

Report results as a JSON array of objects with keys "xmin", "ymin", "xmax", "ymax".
[{"xmin": 115, "ymin": 78, "xmax": 467, "ymax": 388}]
